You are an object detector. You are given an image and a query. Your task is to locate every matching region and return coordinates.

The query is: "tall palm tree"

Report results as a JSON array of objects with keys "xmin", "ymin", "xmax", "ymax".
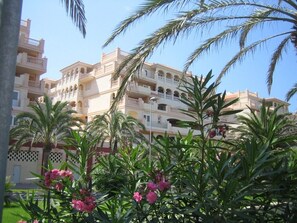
[
  {"xmin": 0, "ymin": 0, "xmax": 86, "ymax": 220},
  {"xmin": 104, "ymin": 0, "xmax": 297, "ymax": 106},
  {"xmin": 9, "ymin": 95, "xmax": 82, "ymax": 174},
  {"xmin": 87, "ymin": 110, "xmax": 146, "ymax": 153}
]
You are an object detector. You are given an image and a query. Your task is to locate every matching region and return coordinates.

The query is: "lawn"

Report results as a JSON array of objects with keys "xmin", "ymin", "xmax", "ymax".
[
  {"xmin": 2, "ymin": 189, "xmax": 42, "ymax": 223},
  {"xmin": 2, "ymin": 203, "xmax": 30, "ymax": 223}
]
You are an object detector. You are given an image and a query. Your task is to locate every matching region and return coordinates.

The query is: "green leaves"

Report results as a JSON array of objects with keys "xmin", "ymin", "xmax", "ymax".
[{"xmin": 104, "ymin": 0, "xmax": 297, "ymax": 102}]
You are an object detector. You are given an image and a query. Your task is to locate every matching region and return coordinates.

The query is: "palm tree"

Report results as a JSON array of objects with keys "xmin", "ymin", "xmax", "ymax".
[
  {"xmin": 104, "ymin": 0, "xmax": 297, "ymax": 106},
  {"xmin": 87, "ymin": 110, "xmax": 146, "ymax": 153},
  {"xmin": 0, "ymin": 0, "xmax": 86, "ymax": 220},
  {"xmin": 236, "ymin": 103, "xmax": 297, "ymax": 150},
  {"xmin": 9, "ymin": 95, "xmax": 82, "ymax": 174}
]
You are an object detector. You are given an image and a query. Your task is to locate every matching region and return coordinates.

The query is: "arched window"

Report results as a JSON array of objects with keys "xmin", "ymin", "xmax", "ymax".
[
  {"xmin": 174, "ymin": 75, "xmax": 180, "ymax": 84},
  {"xmin": 166, "ymin": 89, "xmax": 172, "ymax": 100},
  {"xmin": 158, "ymin": 70, "xmax": 164, "ymax": 80},
  {"xmin": 111, "ymin": 93, "xmax": 116, "ymax": 101},
  {"xmin": 181, "ymin": 92, "xmax": 187, "ymax": 99},
  {"xmin": 158, "ymin": 86, "xmax": 164, "ymax": 93},
  {"xmin": 158, "ymin": 86, "xmax": 164, "ymax": 98},
  {"xmin": 174, "ymin": 91, "xmax": 180, "ymax": 101},
  {"xmin": 166, "ymin": 72, "xmax": 172, "ymax": 83}
]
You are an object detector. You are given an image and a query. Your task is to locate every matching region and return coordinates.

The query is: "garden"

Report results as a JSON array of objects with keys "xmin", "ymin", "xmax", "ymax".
[{"xmin": 4, "ymin": 72, "xmax": 297, "ymax": 222}]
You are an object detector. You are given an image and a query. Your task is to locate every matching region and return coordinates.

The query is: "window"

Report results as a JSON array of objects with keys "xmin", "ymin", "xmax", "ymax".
[
  {"xmin": 158, "ymin": 116, "xmax": 161, "ymax": 124},
  {"xmin": 158, "ymin": 104, "xmax": 166, "ymax": 111},
  {"xmin": 11, "ymin": 116, "xmax": 17, "ymax": 126},
  {"xmin": 12, "ymin": 91, "xmax": 20, "ymax": 107},
  {"xmin": 143, "ymin": 114, "xmax": 150, "ymax": 123}
]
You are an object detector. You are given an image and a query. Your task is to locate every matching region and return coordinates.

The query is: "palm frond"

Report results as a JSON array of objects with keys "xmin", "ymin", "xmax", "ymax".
[
  {"xmin": 60, "ymin": 0, "xmax": 87, "ymax": 37},
  {"xmin": 217, "ymin": 32, "xmax": 291, "ymax": 84},
  {"xmin": 267, "ymin": 35, "xmax": 291, "ymax": 93},
  {"xmin": 286, "ymin": 82, "xmax": 297, "ymax": 101},
  {"xmin": 239, "ymin": 8, "xmax": 274, "ymax": 49},
  {"xmin": 103, "ymin": 0, "xmax": 193, "ymax": 47}
]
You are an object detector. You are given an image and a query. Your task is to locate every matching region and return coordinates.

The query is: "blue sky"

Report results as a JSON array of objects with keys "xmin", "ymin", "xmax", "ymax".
[{"xmin": 22, "ymin": 0, "xmax": 297, "ymax": 111}]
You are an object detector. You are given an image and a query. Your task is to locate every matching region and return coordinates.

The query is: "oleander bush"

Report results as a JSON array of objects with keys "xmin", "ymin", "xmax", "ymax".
[{"xmin": 19, "ymin": 71, "xmax": 297, "ymax": 222}]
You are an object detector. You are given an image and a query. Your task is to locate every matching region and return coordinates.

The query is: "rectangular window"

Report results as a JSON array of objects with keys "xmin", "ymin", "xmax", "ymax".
[
  {"xmin": 11, "ymin": 116, "xmax": 17, "ymax": 126},
  {"xmin": 12, "ymin": 91, "xmax": 20, "ymax": 107}
]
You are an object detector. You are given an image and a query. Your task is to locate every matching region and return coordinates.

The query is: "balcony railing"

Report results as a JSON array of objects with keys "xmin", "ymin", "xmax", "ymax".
[
  {"xmin": 17, "ymin": 53, "xmax": 47, "ymax": 73},
  {"xmin": 18, "ymin": 34, "xmax": 44, "ymax": 52},
  {"xmin": 146, "ymin": 121, "xmax": 168, "ymax": 129}
]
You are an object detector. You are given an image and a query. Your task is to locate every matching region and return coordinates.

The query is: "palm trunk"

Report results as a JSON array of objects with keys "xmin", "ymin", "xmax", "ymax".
[
  {"xmin": 42, "ymin": 145, "xmax": 52, "ymax": 175},
  {"xmin": 0, "ymin": 1, "xmax": 23, "ymax": 222}
]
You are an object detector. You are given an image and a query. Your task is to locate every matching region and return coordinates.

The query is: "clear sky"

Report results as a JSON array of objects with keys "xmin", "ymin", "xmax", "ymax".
[{"xmin": 21, "ymin": 0, "xmax": 297, "ymax": 111}]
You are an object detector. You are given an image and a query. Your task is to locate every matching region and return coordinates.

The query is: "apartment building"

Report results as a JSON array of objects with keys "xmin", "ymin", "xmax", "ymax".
[
  {"xmin": 7, "ymin": 19, "xmax": 60, "ymax": 185},
  {"xmin": 220, "ymin": 90, "xmax": 290, "ymax": 126},
  {"xmin": 46, "ymin": 48, "xmax": 292, "ymax": 142},
  {"xmin": 46, "ymin": 48, "xmax": 200, "ymax": 142}
]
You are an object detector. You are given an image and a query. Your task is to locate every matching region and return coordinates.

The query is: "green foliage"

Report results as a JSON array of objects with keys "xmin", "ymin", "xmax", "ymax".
[
  {"xmin": 87, "ymin": 109, "xmax": 147, "ymax": 152},
  {"xmin": 4, "ymin": 176, "xmax": 15, "ymax": 206},
  {"xmin": 104, "ymin": 0, "xmax": 297, "ymax": 105},
  {"xmin": 19, "ymin": 72, "xmax": 297, "ymax": 222},
  {"xmin": 9, "ymin": 95, "xmax": 82, "ymax": 173}
]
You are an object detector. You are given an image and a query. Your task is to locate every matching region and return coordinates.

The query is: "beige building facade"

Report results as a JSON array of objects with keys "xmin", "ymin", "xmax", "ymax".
[
  {"xmin": 221, "ymin": 90, "xmax": 290, "ymax": 126},
  {"xmin": 7, "ymin": 20, "xmax": 63, "ymax": 184},
  {"xmin": 46, "ymin": 48, "xmax": 200, "ymax": 140}
]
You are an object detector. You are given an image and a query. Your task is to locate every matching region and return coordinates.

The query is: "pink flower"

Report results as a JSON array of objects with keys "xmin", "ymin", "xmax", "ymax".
[
  {"xmin": 147, "ymin": 182, "xmax": 158, "ymax": 191},
  {"xmin": 72, "ymin": 196, "xmax": 96, "ymax": 213},
  {"xmin": 208, "ymin": 129, "xmax": 216, "ymax": 138},
  {"xmin": 83, "ymin": 196, "xmax": 96, "ymax": 213},
  {"xmin": 133, "ymin": 192, "xmax": 142, "ymax": 203},
  {"xmin": 18, "ymin": 220, "xmax": 27, "ymax": 223},
  {"xmin": 59, "ymin": 170, "xmax": 74, "ymax": 180},
  {"xmin": 50, "ymin": 169, "xmax": 60, "ymax": 180},
  {"xmin": 33, "ymin": 220, "xmax": 38, "ymax": 223},
  {"xmin": 55, "ymin": 182, "xmax": 64, "ymax": 191},
  {"xmin": 155, "ymin": 171, "xmax": 164, "ymax": 183},
  {"xmin": 158, "ymin": 180, "xmax": 171, "ymax": 191},
  {"xmin": 72, "ymin": 199, "xmax": 85, "ymax": 212},
  {"xmin": 146, "ymin": 191, "xmax": 158, "ymax": 204},
  {"xmin": 80, "ymin": 188, "xmax": 89, "ymax": 195}
]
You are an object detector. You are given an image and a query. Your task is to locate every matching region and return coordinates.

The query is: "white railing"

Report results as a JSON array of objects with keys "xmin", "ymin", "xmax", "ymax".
[{"xmin": 166, "ymin": 94, "xmax": 172, "ymax": 100}]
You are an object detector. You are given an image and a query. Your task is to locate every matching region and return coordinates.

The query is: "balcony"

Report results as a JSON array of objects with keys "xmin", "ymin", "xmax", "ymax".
[
  {"xmin": 16, "ymin": 53, "xmax": 47, "ymax": 75},
  {"xmin": 28, "ymin": 80, "xmax": 44, "ymax": 96},
  {"xmin": 18, "ymin": 34, "xmax": 44, "ymax": 55},
  {"xmin": 14, "ymin": 75, "xmax": 27, "ymax": 86},
  {"xmin": 135, "ymin": 71, "xmax": 156, "ymax": 84},
  {"xmin": 127, "ymin": 84, "xmax": 151, "ymax": 97},
  {"xmin": 79, "ymin": 71, "xmax": 95, "ymax": 83},
  {"xmin": 146, "ymin": 121, "xmax": 168, "ymax": 129}
]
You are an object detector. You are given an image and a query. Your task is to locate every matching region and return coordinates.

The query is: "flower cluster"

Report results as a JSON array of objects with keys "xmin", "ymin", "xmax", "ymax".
[
  {"xmin": 72, "ymin": 189, "xmax": 96, "ymax": 213},
  {"xmin": 208, "ymin": 124, "xmax": 229, "ymax": 138},
  {"xmin": 133, "ymin": 171, "xmax": 171, "ymax": 205},
  {"xmin": 44, "ymin": 169, "xmax": 73, "ymax": 191}
]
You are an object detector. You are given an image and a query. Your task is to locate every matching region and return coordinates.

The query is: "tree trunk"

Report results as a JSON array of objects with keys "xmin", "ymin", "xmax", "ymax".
[
  {"xmin": 0, "ymin": 0, "xmax": 23, "ymax": 222},
  {"xmin": 42, "ymin": 145, "xmax": 52, "ymax": 175}
]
